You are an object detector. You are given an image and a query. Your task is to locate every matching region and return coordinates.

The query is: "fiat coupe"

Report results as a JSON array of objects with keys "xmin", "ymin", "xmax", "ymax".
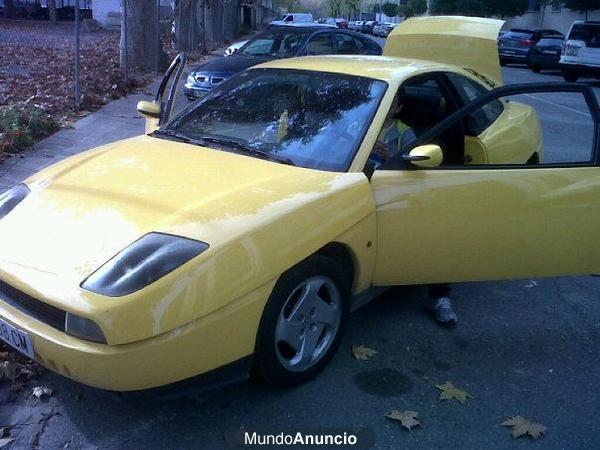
[{"xmin": 0, "ymin": 17, "xmax": 598, "ymax": 391}]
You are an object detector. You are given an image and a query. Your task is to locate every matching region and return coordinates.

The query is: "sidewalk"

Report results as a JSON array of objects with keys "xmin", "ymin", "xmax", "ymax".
[{"xmin": 0, "ymin": 79, "xmax": 160, "ymax": 193}]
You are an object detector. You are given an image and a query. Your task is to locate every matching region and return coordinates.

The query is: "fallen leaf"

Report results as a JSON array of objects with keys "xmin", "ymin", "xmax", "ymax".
[
  {"xmin": 0, "ymin": 427, "xmax": 7, "ymax": 438},
  {"xmin": 435, "ymin": 381, "xmax": 472, "ymax": 403},
  {"xmin": 524, "ymin": 280, "xmax": 538, "ymax": 288},
  {"xmin": 32, "ymin": 386, "xmax": 53, "ymax": 399},
  {"xmin": 0, "ymin": 438, "xmax": 13, "ymax": 449},
  {"xmin": 0, "ymin": 361, "xmax": 20, "ymax": 381},
  {"xmin": 502, "ymin": 416, "xmax": 546, "ymax": 440},
  {"xmin": 386, "ymin": 410, "xmax": 421, "ymax": 431},
  {"xmin": 352, "ymin": 345, "xmax": 377, "ymax": 360}
]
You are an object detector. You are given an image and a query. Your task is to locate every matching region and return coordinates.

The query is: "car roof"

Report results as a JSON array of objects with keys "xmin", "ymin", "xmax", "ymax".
[{"xmin": 252, "ymin": 55, "xmax": 463, "ymax": 84}]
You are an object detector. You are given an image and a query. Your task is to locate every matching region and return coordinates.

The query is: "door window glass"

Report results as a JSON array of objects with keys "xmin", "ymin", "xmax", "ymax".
[
  {"xmin": 304, "ymin": 34, "xmax": 334, "ymax": 55},
  {"xmin": 447, "ymin": 73, "xmax": 504, "ymax": 135}
]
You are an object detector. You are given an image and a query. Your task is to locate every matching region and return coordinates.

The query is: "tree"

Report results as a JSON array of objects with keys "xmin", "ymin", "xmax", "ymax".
[
  {"xmin": 48, "ymin": 0, "xmax": 57, "ymax": 23},
  {"xmin": 431, "ymin": 0, "xmax": 527, "ymax": 18},
  {"xmin": 172, "ymin": 0, "xmax": 207, "ymax": 54},
  {"xmin": 4, "ymin": 0, "xmax": 15, "ymax": 19},
  {"xmin": 121, "ymin": 0, "xmax": 166, "ymax": 71},
  {"xmin": 401, "ymin": 0, "xmax": 427, "ymax": 17},
  {"xmin": 565, "ymin": 0, "xmax": 599, "ymax": 20},
  {"xmin": 381, "ymin": 2, "xmax": 398, "ymax": 17}
]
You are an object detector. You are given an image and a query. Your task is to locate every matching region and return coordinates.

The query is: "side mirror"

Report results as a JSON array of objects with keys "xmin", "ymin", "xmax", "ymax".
[
  {"xmin": 402, "ymin": 144, "xmax": 443, "ymax": 168},
  {"xmin": 136, "ymin": 101, "xmax": 161, "ymax": 119}
]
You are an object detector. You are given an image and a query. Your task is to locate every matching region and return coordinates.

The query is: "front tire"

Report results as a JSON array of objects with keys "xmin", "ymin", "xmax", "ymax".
[
  {"xmin": 531, "ymin": 65, "xmax": 541, "ymax": 73},
  {"xmin": 253, "ymin": 255, "xmax": 350, "ymax": 387},
  {"xmin": 562, "ymin": 70, "xmax": 579, "ymax": 82}
]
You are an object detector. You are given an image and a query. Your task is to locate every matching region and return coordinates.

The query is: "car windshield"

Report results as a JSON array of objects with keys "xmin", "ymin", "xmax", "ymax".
[
  {"xmin": 569, "ymin": 24, "xmax": 600, "ymax": 48},
  {"xmin": 164, "ymin": 69, "xmax": 387, "ymax": 171},
  {"xmin": 240, "ymin": 32, "xmax": 306, "ymax": 57}
]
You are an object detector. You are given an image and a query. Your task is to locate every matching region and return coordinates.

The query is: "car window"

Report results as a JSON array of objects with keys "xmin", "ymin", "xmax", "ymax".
[
  {"xmin": 304, "ymin": 33, "xmax": 334, "ymax": 55},
  {"xmin": 241, "ymin": 32, "xmax": 306, "ymax": 58},
  {"xmin": 568, "ymin": 24, "xmax": 600, "ymax": 48},
  {"xmin": 447, "ymin": 73, "xmax": 504, "ymax": 135},
  {"xmin": 333, "ymin": 33, "xmax": 360, "ymax": 54},
  {"xmin": 166, "ymin": 69, "xmax": 387, "ymax": 172}
]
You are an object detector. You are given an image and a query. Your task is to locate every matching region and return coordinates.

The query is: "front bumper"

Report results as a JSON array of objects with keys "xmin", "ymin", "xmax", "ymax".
[
  {"xmin": 0, "ymin": 279, "xmax": 275, "ymax": 391},
  {"xmin": 184, "ymin": 83, "xmax": 211, "ymax": 101}
]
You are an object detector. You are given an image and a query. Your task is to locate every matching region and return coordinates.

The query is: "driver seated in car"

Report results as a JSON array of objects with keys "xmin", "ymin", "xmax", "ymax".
[
  {"xmin": 369, "ymin": 91, "xmax": 458, "ymax": 327},
  {"xmin": 369, "ymin": 90, "xmax": 416, "ymax": 168}
]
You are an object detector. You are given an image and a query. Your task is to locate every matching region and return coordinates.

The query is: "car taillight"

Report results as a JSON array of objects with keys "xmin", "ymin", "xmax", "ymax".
[{"xmin": 522, "ymin": 39, "xmax": 535, "ymax": 47}]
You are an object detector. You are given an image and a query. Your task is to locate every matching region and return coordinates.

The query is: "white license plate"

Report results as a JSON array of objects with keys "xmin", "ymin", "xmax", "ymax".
[
  {"xmin": 542, "ymin": 50, "xmax": 558, "ymax": 55},
  {"xmin": 502, "ymin": 50, "xmax": 516, "ymax": 54},
  {"xmin": 0, "ymin": 317, "xmax": 35, "ymax": 359},
  {"xmin": 566, "ymin": 47, "xmax": 579, "ymax": 56}
]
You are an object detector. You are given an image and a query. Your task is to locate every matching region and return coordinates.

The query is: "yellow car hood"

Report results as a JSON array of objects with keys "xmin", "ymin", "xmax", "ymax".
[{"xmin": 0, "ymin": 135, "xmax": 370, "ymax": 315}]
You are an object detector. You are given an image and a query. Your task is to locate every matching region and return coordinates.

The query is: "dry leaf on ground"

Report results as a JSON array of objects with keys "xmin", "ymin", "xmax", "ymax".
[
  {"xmin": 435, "ymin": 381, "xmax": 472, "ymax": 403},
  {"xmin": 386, "ymin": 410, "xmax": 421, "ymax": 431},
  {"xmin": 0, "ymin": 438, "xmax": 14, "ymax": 449},
  {"xmin": 352, "ymin": 345, "xmax": 378, "ymax": 360},
  {"xmin": 0, "ymin": 361, "xmax": 20, "ymax": 381},
  {"xmin": 502, "ymin": 416, "xmax": 546, "ymax": 440},
  {"xmin": 32, "ymin": 386, "xmax": 53, "ymax": 399}
]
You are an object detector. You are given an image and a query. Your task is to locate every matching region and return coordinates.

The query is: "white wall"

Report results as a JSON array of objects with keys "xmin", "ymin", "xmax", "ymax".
[
  {"xmin": 504, "ymin": 6, "xmax": 600, "ymax": 35},
  {"xmin": 92, "ymin": 0, "xmax": 121, "ymax": 28}
]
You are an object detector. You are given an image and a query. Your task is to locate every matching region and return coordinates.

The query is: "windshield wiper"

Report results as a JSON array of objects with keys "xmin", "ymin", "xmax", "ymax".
[
  {"xmin": 200, "ymin": 136, "xmax": 296, "ymax": 166},
  {"xmin": 150, "ymin": 129, "xmax": 202, "ymax": 145}
]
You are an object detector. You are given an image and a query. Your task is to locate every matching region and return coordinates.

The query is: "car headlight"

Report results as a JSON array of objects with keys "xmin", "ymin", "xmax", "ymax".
[
  {"xmin": 0, "ymin": 184, "xmax": 30, "ymax": 221},
  {"xmin": 81, "ymin": 232, "xmax": 209, "ymax": 297},
  {"xmin": 186, "ymin": 73, "xmax": 196, "ymax": 84},
  {"xmin": 65, "ymin": 312, "xmax": 107, "ymax": 343}
]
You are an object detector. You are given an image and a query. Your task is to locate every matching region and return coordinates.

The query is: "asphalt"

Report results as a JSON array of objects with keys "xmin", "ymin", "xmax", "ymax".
[{"xmin": 1, "ymin": 55, "xmax": 600, "ymax": 450}]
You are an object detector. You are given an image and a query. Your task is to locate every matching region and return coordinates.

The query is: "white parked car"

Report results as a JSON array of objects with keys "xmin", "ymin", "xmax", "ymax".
[
  {"xmin": 224, "ymin": 40, "xmax": 248, "ymax": 57},
  {"xmin": 269, "ymin": 13, "xmax": 314, "ymax": 27},
  {"xmin": 560, "ymin": 20, "xmax": 600, "ymax": 82}
]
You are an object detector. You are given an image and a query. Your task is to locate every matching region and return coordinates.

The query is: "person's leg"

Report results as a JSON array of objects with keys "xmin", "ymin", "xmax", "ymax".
[{"xmin": 427, "ymin": 283, "xmax": 457, "ymax": 326}]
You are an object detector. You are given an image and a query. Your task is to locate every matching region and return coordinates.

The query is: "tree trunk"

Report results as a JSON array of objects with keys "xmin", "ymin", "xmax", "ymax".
[
  {"xmin": 173, "ymin": 0, "xmax": 207, "ymax": 54},
  {"xmin": 5, "ymin": 0, "xmax": 15, "ymax": 19},
  {"xmin": 48, "ymin": 0, "xmax": 57, "ymax": 23},
  {"xmin": 120, "ymin": 0, "xmax": 166, "ymax": 72}
]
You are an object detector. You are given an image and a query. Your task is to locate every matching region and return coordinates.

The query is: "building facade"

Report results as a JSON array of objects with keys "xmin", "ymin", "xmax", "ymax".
[{"xmin": 504, "ymin": 1, "xmax": 600, "ymax": 34}]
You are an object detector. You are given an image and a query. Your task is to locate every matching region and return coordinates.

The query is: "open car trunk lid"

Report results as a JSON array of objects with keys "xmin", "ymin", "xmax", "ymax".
[{"xmin": 384, "ymin": 16, "xmax": 505, "ymax": 87}]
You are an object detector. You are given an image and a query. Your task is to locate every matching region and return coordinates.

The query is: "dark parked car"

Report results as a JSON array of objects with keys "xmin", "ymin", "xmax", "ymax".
[
  {"xmin": 498, "ymin": 28, "xmax": 564, "ymax": 65},
  {"xmin": 528, "ymin": 36, "xmax": 565, "ymax": 72},
  {"xmin": 184, "ymin": 26, "xmax": 382, "ymax": 100},
  {"xmin": 361, "ymin": 20, "xmax": 379, "ymax": 34}
]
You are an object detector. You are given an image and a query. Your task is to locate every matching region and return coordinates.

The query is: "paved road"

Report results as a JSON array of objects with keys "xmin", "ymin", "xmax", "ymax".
[{"xmin": 2, "ymin": 62, "xmax": 600, "ymax": 450}]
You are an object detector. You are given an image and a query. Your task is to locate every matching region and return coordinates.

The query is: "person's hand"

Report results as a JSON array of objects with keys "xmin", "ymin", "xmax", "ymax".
[{"xmin": 371, "ymin": 141, "xmax": 391, "ymax": 161}]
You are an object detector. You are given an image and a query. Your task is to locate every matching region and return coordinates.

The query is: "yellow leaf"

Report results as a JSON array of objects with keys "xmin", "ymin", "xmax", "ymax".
[
  {"xmin": 386, "ymin": 410, "xmax": 421, "ymax": 431},
  {"xmin": 435, "ymin": 381, "xmax": 472, "ymax": 403},
  {"xmin": 0, "ymin": 438, "xmax": 13, "ymax": 449},
  {"xmin": 352, "ymin": 345, "xmax": 377, "ymax": 360},
  {"xmin": 502, "ymin": 416, "xmax": 546, "ymax": 440}
]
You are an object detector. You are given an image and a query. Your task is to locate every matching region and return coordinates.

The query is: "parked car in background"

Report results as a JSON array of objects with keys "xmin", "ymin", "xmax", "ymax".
[
  {"xmin": 498, "ymin": 28, "xmax": 564, "ymax": 66},
  {"xmin": 354, "ymin": 20, "xmax": 364, "ymax": 31},
  {"xmin": 528, "ymin": 36, "xmax": 564, "ymax": 72},
  {"xmin": 269, "ymin": 13, "xmax": 313, "ymax": 27},
  {"xmin": 348, "ymin": 21, "xmax": 358, "ymax": 30},
  {"xmin": 322, "ymin": 17, "xmax": 348, "ymax": 28},
  {"xmin": 361, "ymin": 20, "xmax": 378, "ymax": 34},
  {"xmin": 185, "ymin": 26, "xmax": 382, "ymax": 100},
  {"xmin": 560, "ymin": 21, "xmax": 600, "ymax": 82},
  {"xmin": 373, "ymin": 22, "xmax": 397, "ymax": 37},
  {"xmin": 224, "ymin": 40, "xmax": 248, "ymax": 56}
]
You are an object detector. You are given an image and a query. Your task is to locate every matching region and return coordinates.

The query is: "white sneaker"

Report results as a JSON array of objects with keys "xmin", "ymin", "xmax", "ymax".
[{"xmin": 428, "ymin": 297, "xmax": 457, "ymax": 326}]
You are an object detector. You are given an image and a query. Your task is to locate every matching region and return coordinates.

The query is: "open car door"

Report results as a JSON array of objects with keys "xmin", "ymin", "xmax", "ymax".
[
  {"xmin": 137, "ymin": 52, "xmax": 187, "ymax": 133},
  {"xmin": 384, "ymin": 16, "xmax": 504, "ymax": 87},
  {"xmin": 371, "ymin": 82, "xmax": 600, "ymax": 286}
]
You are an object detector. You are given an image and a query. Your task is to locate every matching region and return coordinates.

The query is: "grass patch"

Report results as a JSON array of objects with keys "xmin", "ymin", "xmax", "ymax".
[{"xmin": 0, "ymin": 106, "xmax": 59, "ymax": 156}]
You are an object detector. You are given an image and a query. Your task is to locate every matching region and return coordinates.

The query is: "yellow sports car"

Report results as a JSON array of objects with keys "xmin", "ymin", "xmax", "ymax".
[{"xmin": 0, "ymin": 17, "xmax": 598, "ymax": 391}]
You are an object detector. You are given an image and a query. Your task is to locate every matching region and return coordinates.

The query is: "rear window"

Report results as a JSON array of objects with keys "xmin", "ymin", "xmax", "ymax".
[
  {"xmin": 504, "ymin": 31, "xmax": 534, "ymax": 40},
  {"xmin": 568, "ymin": 24, "xmax": 600, "ymax": 48}
]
